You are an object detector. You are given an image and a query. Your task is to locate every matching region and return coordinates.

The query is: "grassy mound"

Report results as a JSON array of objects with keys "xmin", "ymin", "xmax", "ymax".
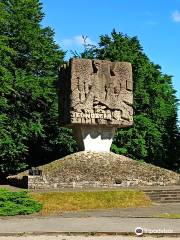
[
  {"xmin": 39, "ymin": 152, "xmax": 179, "ymax": 186},
  {"xmin": 12, "ymin": 151, "xmax": 180, "ymax": 186},
  {"xmin": 0, "ymin": 188, "xmax": 42, "ymax": 216},
  {"xmin": 31, "ymin": 190, "xmax": 151, "ymax": 215}
]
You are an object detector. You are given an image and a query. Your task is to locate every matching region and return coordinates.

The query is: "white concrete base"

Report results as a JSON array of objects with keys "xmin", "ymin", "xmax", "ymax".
[{"xmin": 72, "ymin": 126, "xmax": 116, "ymax": 152}]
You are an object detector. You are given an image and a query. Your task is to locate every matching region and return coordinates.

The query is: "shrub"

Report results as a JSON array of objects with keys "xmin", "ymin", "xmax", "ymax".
[{"xmin": 0, "ymin": 188, "xmax": 42, "ymax": 216}]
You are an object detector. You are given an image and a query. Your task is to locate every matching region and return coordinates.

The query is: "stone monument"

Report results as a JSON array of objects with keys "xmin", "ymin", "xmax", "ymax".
[{"xmin": 59, "ymin": 58, "xmax": 133, "ymax": 152}]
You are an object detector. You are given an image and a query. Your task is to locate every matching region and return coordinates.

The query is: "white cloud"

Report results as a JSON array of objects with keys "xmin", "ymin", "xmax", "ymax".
[
  {"xmin": 74, "ymin": 35, "xmax": 94, "ymax": 45},
  {"xmin": 172, "ymin": 10, "xmax": 180, "ymax": 22},
  {"xmin": 61, "ymin": 38, "xmax": 73, "ymax": 46},
  {"xmin": 61, "ymin": 35, "xmax": 95, "ymax": 47}
]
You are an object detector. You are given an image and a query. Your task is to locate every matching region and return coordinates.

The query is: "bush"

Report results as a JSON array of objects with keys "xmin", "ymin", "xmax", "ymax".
[{"xmin": 0, "ymin": 188, "xmax": 42, "ymax": 216}]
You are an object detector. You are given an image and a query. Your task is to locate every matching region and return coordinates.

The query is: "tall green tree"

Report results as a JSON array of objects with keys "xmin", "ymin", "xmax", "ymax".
[
  {"xmin": 81, "ymin": 30, "xmax": 180, "ymax": 171},
  {"xmin": 0, "ymin": 0, "xmax": 76, "ymax": 175}
]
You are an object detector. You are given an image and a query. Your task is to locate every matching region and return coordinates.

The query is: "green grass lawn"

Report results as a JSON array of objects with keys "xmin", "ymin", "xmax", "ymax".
[
  {"xmin": 154, "ymin": 213, "xmax": 180, "ymax": 219},
  {"xmin": 31, "ymin": 190, "xmax": 151, "ymax": 215}
]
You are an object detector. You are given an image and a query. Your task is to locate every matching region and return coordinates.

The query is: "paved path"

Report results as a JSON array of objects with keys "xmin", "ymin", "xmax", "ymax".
[
  {"xmin": 0, "ymin": 236, "xmax": 180, "ymax": 240},
  {"xmin": 61, "ymin": 203, "xmax": 180, "ymax": 218},
  {"xmin": 1, "ymin": 236, "xmax": 180, "ymax": 240},
  {"xmin": 0, "ymin": 216, "xmax": 180, "ymax": 235}
]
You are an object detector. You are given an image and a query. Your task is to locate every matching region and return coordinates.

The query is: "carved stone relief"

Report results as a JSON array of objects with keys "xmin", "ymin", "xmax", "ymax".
[{"xmin": 59, "ymin": 58, "xmax": 133, "ymax": 127}]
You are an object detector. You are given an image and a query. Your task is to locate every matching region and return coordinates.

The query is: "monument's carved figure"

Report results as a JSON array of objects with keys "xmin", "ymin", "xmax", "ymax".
[
  {"xmin": 59, "ymin": 58, "xmax": 133, "ymax": 152},
  {"xmin": 59, "ymin": 58, "xmax": 133, "ymax": 127}
]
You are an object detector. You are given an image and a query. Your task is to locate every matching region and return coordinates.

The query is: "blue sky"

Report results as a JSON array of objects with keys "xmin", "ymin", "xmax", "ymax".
[{"xmin": 41, "ymin": 0, "xmax": 180, "ymax": 122}]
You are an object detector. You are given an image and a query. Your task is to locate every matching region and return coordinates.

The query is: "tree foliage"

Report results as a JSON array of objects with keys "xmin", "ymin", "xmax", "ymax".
[
  {"xmin": 1, "ymin": 0, "xmax": 179, "ymax": 174},
  {"xmin": 0, "ymin": 0, "xmax": 76, "ymax": 175},
  {"xmin": 80, "ymin": 30, "xmax": 180, "ymax": 171}
]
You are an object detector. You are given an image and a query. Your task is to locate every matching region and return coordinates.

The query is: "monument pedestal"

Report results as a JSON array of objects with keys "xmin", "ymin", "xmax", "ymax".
[{"xmin": 73, "ymin": 126, "xmax": 116, "ymax": 152}]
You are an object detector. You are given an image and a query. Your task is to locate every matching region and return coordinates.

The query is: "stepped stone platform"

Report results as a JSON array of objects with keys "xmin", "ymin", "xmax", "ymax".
[
  {"xmin": 7, "ymin": 151, "xmax": 180, "ymax": 191},
  {"xmin": 142, "ymin": 187, "xmax": 180, "ymax": 203}
]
